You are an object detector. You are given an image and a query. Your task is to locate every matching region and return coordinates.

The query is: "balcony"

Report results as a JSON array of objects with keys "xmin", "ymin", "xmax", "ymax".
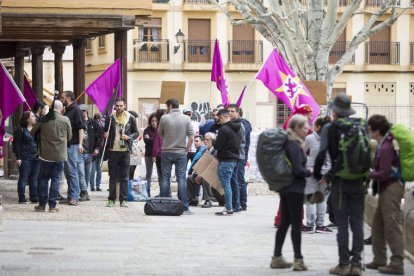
[
  {"xmin": 228, "ymin": 40, "xmax": 263, "ymax": 64},
  {"xmin": 133, "ymin": 39, "xmax": 169, "ymax": 63},
  {"xmin": 322, "ymin": 0, "xmax": 352, "ymax": 6},
  {"xmin": 411, "ymin": 42, "xmax": 414, "ymax": 64},
  {"xmin": 183, "ymin": 0, "xmax": 217, "ymax": 3},
  {"xmin": 153, "ymin": 0, "xmax": 169, "ymax": 3},
  {"xmin": 184, "ymin": 40, "xmax": 214, "ymax": 63},
  {"xmin": 365, "ymin": 0, "xmax": 400, "ymax": 6},
  {"xmin": 364, "ymin": 42, "xmax": 400, "ymax": 64},
  {"xmin": 329, "ymin": 41, "xmax": 355, "ymax": 64}
]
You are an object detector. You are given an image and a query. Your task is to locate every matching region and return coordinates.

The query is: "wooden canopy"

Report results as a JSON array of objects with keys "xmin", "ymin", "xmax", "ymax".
[{"xmin": 0, "ymin": 0, "xmax": 152, "ymax": 56}]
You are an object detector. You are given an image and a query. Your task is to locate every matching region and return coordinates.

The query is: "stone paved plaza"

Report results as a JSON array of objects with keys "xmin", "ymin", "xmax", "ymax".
[{"xmin": 0, "ymin": 177, "xmax": 413, "ymax": 275}]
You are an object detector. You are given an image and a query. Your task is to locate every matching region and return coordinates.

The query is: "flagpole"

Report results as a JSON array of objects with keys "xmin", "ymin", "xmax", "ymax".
[
  {"xmin": 75, "ymin": 90, "xmax": 86, "ymax": 102},
  {"xmin": 98, "ymin": 81, "xmax": 120, "ymax": 169}
]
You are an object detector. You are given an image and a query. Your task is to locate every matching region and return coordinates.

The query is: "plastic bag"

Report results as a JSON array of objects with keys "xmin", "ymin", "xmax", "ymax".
[{"xmin": 128, "ymin": 177, "xmax": 148, "ymax": 202}]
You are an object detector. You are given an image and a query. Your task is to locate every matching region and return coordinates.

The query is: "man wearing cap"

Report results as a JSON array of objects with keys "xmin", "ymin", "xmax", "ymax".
[
  {"xmin": 313, "ymin": 93, "xmax": 366, "ymax": 276},
  {"xmin": 79, "ymin": 104, "xmax": 102, "ymax": 199}
]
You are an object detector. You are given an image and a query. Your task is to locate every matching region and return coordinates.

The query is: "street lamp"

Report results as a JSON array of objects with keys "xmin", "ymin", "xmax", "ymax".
[{"xmin": 174, "ymin": 29, "xmax": 185, "ymax": 54}]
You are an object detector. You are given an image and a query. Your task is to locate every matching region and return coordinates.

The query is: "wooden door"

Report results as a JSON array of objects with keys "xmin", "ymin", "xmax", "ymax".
[
  {"xmin": 232, "ymin": 24, "xmax": 254, "ymax": 63},
  {"xmin": 188, "ymin": 19, "xmax": 210, "ymax": 62}
]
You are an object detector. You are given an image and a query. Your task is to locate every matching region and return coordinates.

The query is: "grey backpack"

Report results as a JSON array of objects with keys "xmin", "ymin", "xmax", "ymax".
[{"xmin": 256, "ymin": 128, "xmax": 293, "ymax": 192}]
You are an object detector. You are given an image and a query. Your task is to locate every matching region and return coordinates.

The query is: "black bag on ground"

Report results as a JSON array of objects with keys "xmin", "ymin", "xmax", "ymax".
[
  {"xmin": 144, "ymin": 197, "xmax": 184, "ymax": 216},
  {"xmin": 256, "ymin": 128, "xmax": 293, "ymax": 192}
]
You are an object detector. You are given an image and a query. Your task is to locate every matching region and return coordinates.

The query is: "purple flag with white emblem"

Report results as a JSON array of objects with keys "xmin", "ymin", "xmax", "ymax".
[{"xmin": 256, "ymin": 49, "xmax": 320, "ymax": 122}]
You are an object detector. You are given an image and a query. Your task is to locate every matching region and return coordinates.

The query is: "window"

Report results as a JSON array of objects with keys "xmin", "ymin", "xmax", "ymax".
[
  {"xmin": 98, "ymin": 35, "xmax": 106, "ymax": 48},
  {"xmin": 187, "ymin": 19, "xmax": 211, "ymax": 63},
  {"xmin": 86, "ymin": 39, "xmax": 92, "ymax": 51},
  {"xmin": 230, "ymin": 25, "xmax": 258, "ymax": 63},
  {"xmin": 136, "ymin": 18, "xmax": 168, "ymax": 62}
]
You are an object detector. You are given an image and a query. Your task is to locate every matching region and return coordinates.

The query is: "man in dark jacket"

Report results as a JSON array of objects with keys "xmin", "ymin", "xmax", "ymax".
[
  {"xmin": 60, "ymin": 90, "xmax": 86, "ymax": 206},
  {"xmin": 79, "ymin": 104, "xmax": 102, "ymax": 199},
  {"xmin": 213, "ymin": 109, "xmax": 242, "ymax": 216},
  {"xmin": 313, "ymin": 94, "xmax": 366, "ymax": 276},
  {"xmin": 103, "ymin": 97, "xmax": 138, "ymax": 207}
]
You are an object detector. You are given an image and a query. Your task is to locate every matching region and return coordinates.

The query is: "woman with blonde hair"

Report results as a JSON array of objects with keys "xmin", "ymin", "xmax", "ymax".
[{"xmin": 271, "ymin": 114, "xmax": 311, "ymax": 272}]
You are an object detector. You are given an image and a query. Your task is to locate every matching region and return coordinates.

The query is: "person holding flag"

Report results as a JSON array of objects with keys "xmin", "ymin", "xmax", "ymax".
[{"xmin": 103, "ymin": 97, "xmax": 139, "ymax": 208}]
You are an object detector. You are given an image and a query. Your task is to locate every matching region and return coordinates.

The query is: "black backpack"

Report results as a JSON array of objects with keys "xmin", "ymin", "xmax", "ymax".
[
  {"xmin": 334, "ymin": 118, "xmax": 371, "ymax": 180},
  {"xmin": 256, "ymin": 128, "xmax": 293, "ymax": 192}
]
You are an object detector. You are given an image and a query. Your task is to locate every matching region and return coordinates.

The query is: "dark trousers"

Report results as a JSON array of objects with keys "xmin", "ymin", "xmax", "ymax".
[
  {"xmin": 108, "ymin": 151, "xmax": 130, "ymax": 202},
  {"xmin": 330, "ymin": 178, "xmax": 365, "ymax": 266},
  {"xmin": 37, "ymin": 161, "xmax": 64, "ymax": 208},
  {"xmin": 17, "ymin": 159, "xmax": 40, "ymax": 201},
  {"xmin": 230, "ymin": 161, "xmax": 241, "ymax": 210},
  {"xmin": 274, "ymin": 192, "xmax": 304, "ymax": 259},
  {"xmin": 129, "ymin": 165, "xmax": 136, "ymax": 180}
]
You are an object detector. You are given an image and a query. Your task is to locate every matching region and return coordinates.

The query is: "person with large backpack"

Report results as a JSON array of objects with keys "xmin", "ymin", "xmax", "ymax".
[
  {"xmin": 270, "ymin": 114, "xmax": 311, "ymax": 272},
  {"xmin": 365, "ymin": 115, "xmax": 405, "ymax": 275},
  {"xmin": 313, "ymin": 94, "xmax": 371, "ymax": 276}
]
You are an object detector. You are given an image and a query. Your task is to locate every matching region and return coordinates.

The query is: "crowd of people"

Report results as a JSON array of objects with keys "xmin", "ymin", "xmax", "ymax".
[{"xmin": 10, "ymin": 92, "xmax": 406, "ymax": 275}]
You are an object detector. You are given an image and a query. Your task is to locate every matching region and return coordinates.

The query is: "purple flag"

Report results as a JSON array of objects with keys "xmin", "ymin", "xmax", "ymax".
[
  {"xmin": 236, "ymin": 85, "xmax": 246, "ymax": 107},
  {"xmin": 256, "ymin": 50, "xmax": 320, "ymax": 122},
  {"xmin": 211, "ymin": 39, "xmax": 230, "ymax": 107},
  {"xmin": 0, "ymin": 63, "xmax": 25, "ymax": 158},
  {"xmin": 85, "ymin": 59, "xmax": 122, "ymax": 114},
  {"xmin": 23, "ymin": 75, "xmax": 37, "ymax": 111}
]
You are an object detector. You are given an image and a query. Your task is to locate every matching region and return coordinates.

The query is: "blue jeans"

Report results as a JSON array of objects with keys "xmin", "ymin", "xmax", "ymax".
[
  {"xmin": 230, "ymin": 160, "xmax": 242, "ymax": 210},
  {"xmin": 38, "ymin": 161, "xmax": 64, "ymax": 208},
  {"xmin": 90, "ymin": 158, "xmax": 102, "ymax": 189},
  {"xmin": 17, "ymin": 159, "xmax": 40, "ymax": 201},
  {"xmin": 217, "ymin": 161, "xmax": 237, "ymax": 211},
  {"xmin": 80, "ymin": 153, "xmax": 93, "ymax": 191},
  {"xmin": 64, "ymin": 144, "xmax": 81, "ymax": 201},
  {"xmin": 238, "ymin": 160, "xmax": 247, "ymax": 209},
  {"xmin": 160, "ymin": 152, "xmax": 189, "ymax": 210}
]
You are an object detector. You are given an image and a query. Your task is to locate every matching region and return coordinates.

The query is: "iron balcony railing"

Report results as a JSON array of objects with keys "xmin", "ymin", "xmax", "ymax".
[
  {"xmin": 329, "ymin": 41, "xmax": 355, "ymax": 64},
  {"xmin": 365, "ymin": 0, "xmax": 400, "ymax": 6},
  {"xmin": 322, "ymin": 0, "xmax": 352, "ymax": 6},
  {"xmin": 183, "ymin": 0, "xmax": 217, "ymax": 4},
  {"xmin": 133, "ymin": 39, "xmax": 169, "ymax": 63},
  {"xmin": 410, "ymin": 42, "xmax": 414, "ymax": 64},
  {"xmin": 364, "ymin": 42, "xmax": 400, "ymax": 65},
  {"xmin": 352, "ymin": 105, "xmax": 414, "ymax": 130},
  {"xmin": 227, "ymin": 40, "xmax": 263, "ymax": 64},
  {"xmin": 153, "ymin": 0, "xmax": 169, "ymax": 3},
  {"xmin": 183, "ymin": 40, "xmax": 215, "ymax": 63}
]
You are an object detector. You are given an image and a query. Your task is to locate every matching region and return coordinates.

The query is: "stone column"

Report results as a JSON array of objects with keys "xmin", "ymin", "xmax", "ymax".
[
  {"xmin": 51, "ymin": 43, "xmax": 66, "ymax": 94},
  {"xmin": 13, "ymin": 46, "xmax": 28, "ymax": 131},
  {"xmin": 73, "ymin": 39, "xmax": 86, "ymax": 103},
  {"xmin": 31, "ymin": 44, "xmax": 45, "ymax": 100},
  {"xmin": 114, "ymin": 30, "xmax": 128, "ymax": 105}
]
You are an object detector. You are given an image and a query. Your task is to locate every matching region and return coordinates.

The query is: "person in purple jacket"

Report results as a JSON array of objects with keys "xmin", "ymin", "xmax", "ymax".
[{"xmin": 366, "ymin": 115, "xmax": 404, "ymax": 275}]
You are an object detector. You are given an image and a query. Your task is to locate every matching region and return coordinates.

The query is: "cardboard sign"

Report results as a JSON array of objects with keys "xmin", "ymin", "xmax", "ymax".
[
  {"xmin": 192, "ymin": 152, "xmax": 224, "ymax": 195},
  {"xmin": 160, "ymin": 81, "xmax": 186, "ymax": 104},
  {"xmin": 302, "ymin": 80, "xmax": 327, "ymax": 105}
]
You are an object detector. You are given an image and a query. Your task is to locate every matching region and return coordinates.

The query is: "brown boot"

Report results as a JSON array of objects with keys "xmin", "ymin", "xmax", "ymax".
[
  {"xmin": 329, "ymin": 264, "xmax": 351, "ymax": 275},
  {"xmin": 293, "ymin": 258, "xmax": 308, "ymax": 271},
  {"xmin": 366, "ymin": 261, "xmax": 386, "ymax": 270},
  {"xmin": 378, "ymin": 264, "xmax": 404, "ymax": 275},
  {"xmin": 270, "ymin": 256, "xmax": 292, "ymax": 269},
  {"xmin": 349, "ymin": 266, "xmax": 362, "ymax": 276}
]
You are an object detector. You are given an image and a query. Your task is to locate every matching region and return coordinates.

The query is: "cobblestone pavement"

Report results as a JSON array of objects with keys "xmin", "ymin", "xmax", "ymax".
[{"xmin": 0, "ymin": 176, "xmax": 413, "ymax": 275}]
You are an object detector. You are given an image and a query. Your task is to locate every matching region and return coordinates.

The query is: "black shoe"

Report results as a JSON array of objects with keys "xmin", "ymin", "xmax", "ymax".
[
  {"xmin": 90, "ymin": 187, "xmax": 95, "ymax": 191},
  {"xmin": 57, "ymin": 194, "xmax": 65, "ymax": 201},
  {"xmin": 201, "ymin": 200, "xmax": 212, "ymax": 208},
  {"xmin": 18, "ymin": 199, "xmax": 29, "ymax": 204},
  {"xmin": 189, "ymin": 198, "xmax": 199, "ymax": 206},
  {"xmin": 233, "ymin": 208, "xmax": 242, "ymax": 213},
  {"xmin": 96, "ymin": 188, "xmax": 102, "ymax": 191},
  {"xmin": 59, "ymin": 198, "xmax": 70, "ymax": 204},
  {"xmin": 241, "ymin": 206, "xmax": 247, "ymax": 211},
  {"xmin": 364, "ymin": 236, "xmax": 372, "ymax": 245}
]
